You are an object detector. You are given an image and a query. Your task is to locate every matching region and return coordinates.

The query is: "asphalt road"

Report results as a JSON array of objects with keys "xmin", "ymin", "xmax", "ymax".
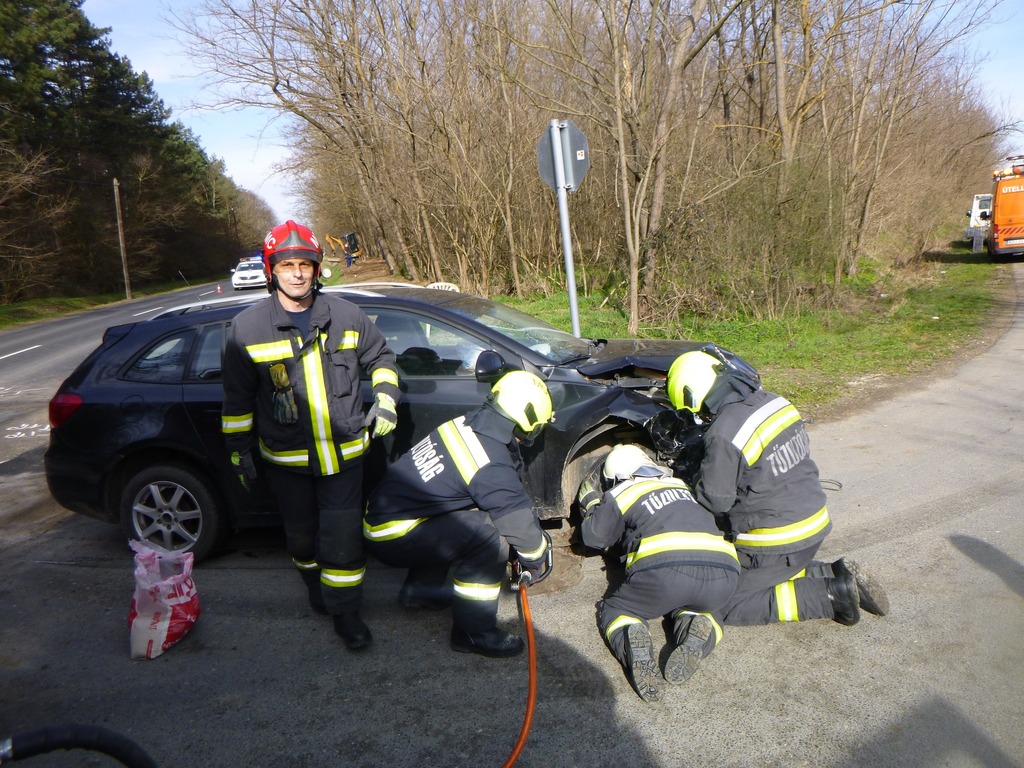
[{"xmin": 1, "ymin": 267, "xmax": 1022, "ymax": 768}]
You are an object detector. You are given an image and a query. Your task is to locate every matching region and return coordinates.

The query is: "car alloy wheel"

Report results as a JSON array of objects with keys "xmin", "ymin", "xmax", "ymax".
[{"xmin": 119, "ymin": 462, "xmax": 227, "ymax": 562}]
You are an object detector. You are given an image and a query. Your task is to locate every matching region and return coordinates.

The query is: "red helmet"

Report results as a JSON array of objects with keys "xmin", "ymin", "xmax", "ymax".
[
  {"xmin": 261, "ymin": 221, "xmax": 323, "ymax": 293},
  {"xmin": 262, "ymin": 220, "xmax": 322, "ymax": 268}
]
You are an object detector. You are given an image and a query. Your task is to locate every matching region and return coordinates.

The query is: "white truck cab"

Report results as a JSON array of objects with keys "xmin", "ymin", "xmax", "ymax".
[{"xmin": 965, "ymin": 193, "xmax": 992, "ymax": 250}]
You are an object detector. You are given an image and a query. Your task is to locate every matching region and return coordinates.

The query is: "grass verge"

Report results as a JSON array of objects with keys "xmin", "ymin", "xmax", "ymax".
[
  {"xmin": 0, "ymin": 283, "xmax": 186, "ymax": 330},
  {"xmin": 502, "ymin": 250, "xmax": 1012, "ymax": 416}
]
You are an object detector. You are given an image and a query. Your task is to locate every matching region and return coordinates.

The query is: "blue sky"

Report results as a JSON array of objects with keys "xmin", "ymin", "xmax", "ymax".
[
  {"xmin": 82, "ymin": 0, "xmax": 299, "ymax": 221},
  {"xmin": 973, "ymin": 0, "xmax": 1024, "ymax": 139},
  {"xmin": 83, "ymin": 0, "xmax": 1023, "ymax": 223}
]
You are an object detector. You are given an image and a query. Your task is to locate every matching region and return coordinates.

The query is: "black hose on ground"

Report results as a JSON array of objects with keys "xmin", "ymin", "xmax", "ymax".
[{"xmin": 0, "ymin": 724, "xmax": 157, "ymax": 767}]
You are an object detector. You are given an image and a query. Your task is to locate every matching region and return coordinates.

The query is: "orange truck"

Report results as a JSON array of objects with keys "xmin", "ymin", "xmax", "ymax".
[{"xmin": 985, "ymin": 155, "xmax": 1024, "ymax": 261}]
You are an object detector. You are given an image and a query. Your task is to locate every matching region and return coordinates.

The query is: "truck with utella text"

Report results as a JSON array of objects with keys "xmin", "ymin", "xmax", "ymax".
[{"xmin": 984, "ymin": 155, "xmax": 1024, "ymax": 261}]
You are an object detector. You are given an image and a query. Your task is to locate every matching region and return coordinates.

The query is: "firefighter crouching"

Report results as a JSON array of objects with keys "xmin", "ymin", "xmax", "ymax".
[
  {"xmin": 577, "ymin": 445, "xmax": 741, "ymax": 703},
  {"xmin": 363, "ymin": 370, "xmax": 554, "ymax": 658},
  {"xmin": 665, "ymin": 346, "xmax": 889, "ymax": 628},
  {"xmin": 222, "ymin": 220, "xmax": 400, "ymax": 651}
]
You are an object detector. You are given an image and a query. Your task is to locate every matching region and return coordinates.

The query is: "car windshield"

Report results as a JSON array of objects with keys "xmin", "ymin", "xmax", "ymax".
[
  {"xmin": 237, "ymin": 262, "xmax": 263, "ymax": 272},
  {"xmin": 443, "ymin": 295, "xmax": 592, "ymax": 363}
]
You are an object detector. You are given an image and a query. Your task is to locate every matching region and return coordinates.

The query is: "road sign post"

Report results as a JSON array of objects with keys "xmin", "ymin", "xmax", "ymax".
[{"xmin": 537, "ymin": 119, "xmax": 589, "ymax": 338}]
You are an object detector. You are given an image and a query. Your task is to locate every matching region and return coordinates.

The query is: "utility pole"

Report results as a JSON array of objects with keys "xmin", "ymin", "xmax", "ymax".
[{"xmin": 113, "ymin": 178, "xmax": 131, "ymax": 300}]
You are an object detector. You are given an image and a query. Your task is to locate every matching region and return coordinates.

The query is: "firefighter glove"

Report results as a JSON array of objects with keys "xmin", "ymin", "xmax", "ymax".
[
  {"xmin": 269, "ymin": 363, "xmax": 298, "ymax": 424},
  {"xmin": 577, "ymin": 480, "xmax": 601, "ymax": 513},
  {"xmin": 231, "ymin": 449, "xmax": 257, "ymax": 491},
  {"xmin": 364, "ymin": 392, "xmax": 397, "ymax": 438},
  {"xmin": 517, "ymin": 531, "xmax": 553, "ymax": 587}
]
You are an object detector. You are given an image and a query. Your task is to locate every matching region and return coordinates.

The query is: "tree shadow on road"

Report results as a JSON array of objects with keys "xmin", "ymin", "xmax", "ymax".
[
  {"xmin": 949, "ymin": 534, "xmax": 1024, "ymax": 600},
  {"xmin": 831, "ymin": 698, "xmax": 1021, "ymax": 768}
]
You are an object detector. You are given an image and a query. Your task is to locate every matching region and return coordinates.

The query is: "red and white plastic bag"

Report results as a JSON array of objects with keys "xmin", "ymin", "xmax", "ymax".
[{"xmin": 128, "ymin": 540, "xmax": 201, "ymax": 659}]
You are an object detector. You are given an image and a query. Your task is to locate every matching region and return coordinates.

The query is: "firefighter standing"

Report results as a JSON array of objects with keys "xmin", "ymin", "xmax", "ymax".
[
  {"xmin": 222, "ymin": 220, "xmax": 400, "ymax": 651},
  {"xmin": 363, "ymin": 370, "xmax": 553, "ymax": 658},
  {"xmin": 577, "ymin": 445, "xmax": 740, "ymax": 703},
  {"xmin": 665, "ymin": 346, "xmax": 889, "ymax": 629}
]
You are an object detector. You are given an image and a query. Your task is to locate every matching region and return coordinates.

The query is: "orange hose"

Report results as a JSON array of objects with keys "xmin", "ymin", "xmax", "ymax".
[{"xmin": 502, "ymin": 584, "xmax": 537, "ymax": 768}]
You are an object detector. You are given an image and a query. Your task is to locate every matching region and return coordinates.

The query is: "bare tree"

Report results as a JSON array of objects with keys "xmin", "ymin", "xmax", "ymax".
[
  {"xmin": 0, "ymin": 140, "xmax": 69, "ymax": 302},
  {"xmin": 174, "ymin": 0, "xmax": 1009, "ymax": 325}
]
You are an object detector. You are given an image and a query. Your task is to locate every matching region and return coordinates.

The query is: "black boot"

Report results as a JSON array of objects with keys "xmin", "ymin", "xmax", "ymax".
[
  {"xmin": 299, "ymin": 569, "xmax": 327, "ymax": 615},
  {"xmin": 333, "ymin": 613, "xmax": 372, "ymax": 651},
  {"xmin": 839, "ymin": 558, "xmax": 890, "ymax": 616},
  {"xmin": 624, "ymin": 623, "xmax": 661, "ymax": 703},
  {"xmin": 826, "ymin": 561, "xmax": 861, "ymax": 626},
  {"xmin": 664, "ymin": 613, "xmax": 714, "ymax": 685},
  {"xmin": 450, "ymin": 626, "xmax": 523, "ymax": 658}
]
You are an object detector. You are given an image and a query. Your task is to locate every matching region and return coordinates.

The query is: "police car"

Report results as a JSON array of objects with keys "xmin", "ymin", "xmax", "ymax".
[{"xmin": 230, "ymin": 257, "xmax": 266, "ymax": 291}]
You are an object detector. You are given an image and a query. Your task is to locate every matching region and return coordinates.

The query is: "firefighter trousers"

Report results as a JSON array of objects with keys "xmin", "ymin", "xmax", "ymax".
[
  {"xmin": 264, "ymin": 461, "xmax": 365, "ymax": 616},
  {"xmin": 714, "ymin": 543, "xmax": 833, "ymax": 625},
  {"xmin": 599, "ymin": 564, "xmax": 738, "ymax": 667},
  {"xmin": 365, "ymin": 509, "xmax": 508, "ymax": 633}
]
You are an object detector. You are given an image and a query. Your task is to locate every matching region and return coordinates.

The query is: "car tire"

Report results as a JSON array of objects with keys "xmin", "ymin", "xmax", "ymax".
[
  {"xmin": 561, "ymin": 441, "xmax": 616, "ymax": 528},
  {"xmin": 119, "ymin": 462, "xmax": 229, "ymax": 562},
  {"xmin": 561, "ymin": 433, "xmax": 652, "ymax": 516}
]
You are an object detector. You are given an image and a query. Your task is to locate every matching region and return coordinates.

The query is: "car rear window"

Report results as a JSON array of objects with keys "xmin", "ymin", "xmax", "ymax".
[{"xmin": 123, "ymin": 330, "xmax": 196, "ymax": 383}]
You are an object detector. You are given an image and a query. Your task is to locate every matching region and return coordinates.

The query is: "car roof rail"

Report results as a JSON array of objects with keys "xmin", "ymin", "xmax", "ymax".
[
  {"xmin": 150, "ymin": 285, "xmax": 395, "ymax": 320},
  {"xmin": 327, "ymin": 282, "xmax": 430, "ymax": 291},
  {"xmin": 151, "ymin": 294, "xmax": 263, "ymax": 318}
]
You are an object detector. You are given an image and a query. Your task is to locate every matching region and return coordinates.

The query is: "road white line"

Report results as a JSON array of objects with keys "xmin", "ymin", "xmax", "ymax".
[
  {"xmin": 0, "ymin": 345, "xmax": 41, "ymax": 362},
  {"xmin": 132, "ymin": 307, "xmax": 164, "ymax": 316}
]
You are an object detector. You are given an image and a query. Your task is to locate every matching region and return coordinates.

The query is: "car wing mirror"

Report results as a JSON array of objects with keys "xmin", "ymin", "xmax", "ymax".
[{"xmin": 474, "ymin": 350, "xmax": 507, "ymax": 384}]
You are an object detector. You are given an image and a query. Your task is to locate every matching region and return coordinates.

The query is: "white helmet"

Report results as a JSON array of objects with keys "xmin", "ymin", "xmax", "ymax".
[{"xmin": 602, "ymin": 444, "xmax": 667, "ymax": 484}]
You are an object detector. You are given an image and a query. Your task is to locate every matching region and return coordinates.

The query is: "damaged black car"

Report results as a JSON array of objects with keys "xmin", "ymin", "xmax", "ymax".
[{"xmin": 45, "ymin": 284, "xmax": 715, "ymax": 559}]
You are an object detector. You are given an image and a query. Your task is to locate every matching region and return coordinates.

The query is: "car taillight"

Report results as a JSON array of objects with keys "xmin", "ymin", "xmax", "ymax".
[{"xmin": 49, "ymin": 392, "xmax": 83, "ymax": 428}]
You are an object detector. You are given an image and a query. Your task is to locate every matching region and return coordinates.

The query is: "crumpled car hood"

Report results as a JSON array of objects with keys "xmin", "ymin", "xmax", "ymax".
[{"xmin": 576, "ymin": 338, "xmax": 705, "ymax": 377}]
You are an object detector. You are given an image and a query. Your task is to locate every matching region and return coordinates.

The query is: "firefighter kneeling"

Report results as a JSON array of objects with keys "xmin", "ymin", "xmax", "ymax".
[
  {"xmin": 364, "ymin": 370, "xmax": 554, "ymax": 658},
  {"xmin": 578, "ymin": 445, "xmax": 741, "ymax": 703}
]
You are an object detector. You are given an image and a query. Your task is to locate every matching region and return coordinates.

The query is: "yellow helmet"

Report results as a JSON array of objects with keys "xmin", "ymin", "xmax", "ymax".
[
  {"xmin": 666, "ymin": 350, "xmax": 721, "ymax": 413},
  {"xmin": 490, "ymin": 371, "xmax": 553, "ymax": 438}
]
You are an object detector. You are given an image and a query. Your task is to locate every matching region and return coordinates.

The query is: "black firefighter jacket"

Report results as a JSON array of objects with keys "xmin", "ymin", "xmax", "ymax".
[
  {"xmin": 694, "ymin": 387, "xmax": 831, "ymax": 555},
  {"xmin": 580, "ymin": 474, "xmax": 739, "ymax": 577},
  {"xmin": 363, "ymin": 406, "xmax": 549, "ymax": 566},
  {"xmin": 221, "ymin": 292, "xmax": 399, "ymax": 476}
]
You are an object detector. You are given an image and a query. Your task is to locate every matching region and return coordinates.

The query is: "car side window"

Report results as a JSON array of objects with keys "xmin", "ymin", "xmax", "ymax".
[
  {"xmin": 187, "ymin": 323, "xmax": 226, "ymax": 382},
  {"xmin": 369, "ymin": 310, "xmax": 486, "ymax": 377},
  {"xmin": 124, "ymin": 329, "xmax": 197, "ymax": 383}
]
